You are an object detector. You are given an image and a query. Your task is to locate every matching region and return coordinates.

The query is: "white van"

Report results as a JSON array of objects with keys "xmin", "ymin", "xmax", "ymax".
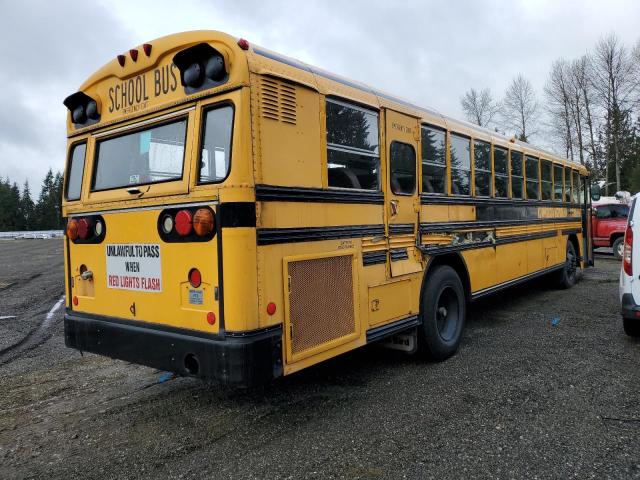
[{"xmin": 619, "ymin": 194, "xmax": 640, "ymax": 336}]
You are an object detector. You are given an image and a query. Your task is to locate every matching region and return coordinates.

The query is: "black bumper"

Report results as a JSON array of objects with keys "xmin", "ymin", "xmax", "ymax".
[
  {"xmin": 64, "ymin": 311, "xmax": 283, "ymax": 387},
  {"xmin": 621, "ymin": 293, "xmax": 640, "ymax": 320}
]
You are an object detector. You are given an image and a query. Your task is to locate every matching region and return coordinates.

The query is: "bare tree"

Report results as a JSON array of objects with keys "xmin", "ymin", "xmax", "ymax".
[
  {"xmin": 544, "ymin": 59, "xmax": 575, "ymax": 159},
  {"xmin": 571, "ymin": 56, "xmax": 599, "ymax": 170},
  {"xmin": 460, "ymin": 88, "xmax": 499, "ymax": 127},
  {"xmin": 591, "ymin": 33, "xmax": 638, "ymax": 193},
  {"xmin": 501, "ymin": 74, "xmax": 539, "ymax": 142}
]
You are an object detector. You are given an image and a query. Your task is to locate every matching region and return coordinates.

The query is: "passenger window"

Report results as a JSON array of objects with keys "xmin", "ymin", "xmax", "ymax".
[
  {"xmin": 450, "ymin": 134, "xmax": 471, "ymax": 196},
  {"xmin": 540, "ymin": 160, "xmax": 552, "ymax": 200},
  {"xmin": 199, "ymin": 106, "xmax": 234, "ymax": 183},
  {"xmin": 553, "ymin": 164, "xmax": 563, "ymax": 201},
  {"xmin": 474, "ymin": 140, "xmax": 491, "ymax": 197},
  {"xmin": 595, "ymin": 206, "xmax": 611, "ymax": 219},
  {"xmin": 390, "ymin": 142, "xmax": 416, "ymax": 195},
  {"xmin": 572, "ymin": 170, "xmax": 580, "ymax": 203},
  {"xmin": 65, "ymin": 142, "xmax": 86, "ymax": 201},
  {"xmin": 494, "ymin": 147, "xmax": 508, "ymax": 198},
  {"xmin": 564, "ymin": 167, "xmax": 571, "ymax": 202},
  {"xmin": 421, "ymin": 126, "xmax": 446, "ymax": 194},
  {"xmin": 510, "ymin": 151, "xmax": 524, "ymax": 199},
  {"xmin": 612, "ymin": 205, "xmax": 629, "ymax": 218},
  {"xmin": 525, "ymin": 156, "xmax": 540, "ymax": 200},
  {"xmin": 326, "ymin": 99, "xmax": 380, "ymax": 190}
]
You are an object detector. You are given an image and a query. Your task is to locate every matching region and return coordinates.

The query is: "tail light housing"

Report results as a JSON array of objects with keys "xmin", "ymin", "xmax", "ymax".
[
  {"xmin": 624, "ymin": 225, "xmax": 633, "ymax": 276},
  {"xmin": 66, "ymin": 215, "xmax": 106, "ymax": 244},
  {"xmin": 157, "ymin": 207, "xmax": 216, "ymax": 242}
]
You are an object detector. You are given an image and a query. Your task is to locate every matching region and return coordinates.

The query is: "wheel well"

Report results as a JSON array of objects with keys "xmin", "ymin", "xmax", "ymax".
[
  {"xmin": 568, "ymin": 234, "xmax": 580, "ymax": 259},
  {"xmin": 422, "ymin": 253, "xmax": 471, "ymax": 302},
  {"xmin": 610, "ymin": 232, "xmax": 624, "ymax": 246}
]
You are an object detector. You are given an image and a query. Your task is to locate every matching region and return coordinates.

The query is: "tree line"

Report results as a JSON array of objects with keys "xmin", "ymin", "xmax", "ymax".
[
  {"xmin": 460, "ymin": 33, "xmax": 640, "ymax": 195},
  {"xmin": 0, "ymin": 169, "xmax": 63, "ymax": 231}
]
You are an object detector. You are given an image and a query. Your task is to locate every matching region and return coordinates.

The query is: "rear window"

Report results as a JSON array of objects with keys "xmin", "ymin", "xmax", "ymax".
[
  {"xmin": 92, "ymin": 118, "xmax": 187, "ymax": 191},
  {"xmin": 65, "ymin": 142, "xmax": 86, "ymax": 200}
]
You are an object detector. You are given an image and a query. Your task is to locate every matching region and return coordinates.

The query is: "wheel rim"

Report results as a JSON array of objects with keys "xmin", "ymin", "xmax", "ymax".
[
  {"xmin": 435, "ymin": 286, "xmax": 460, "ymax": 342},
  {"xmin": 617, "ymin": 241, "xmax": 624, "ymax": 259},
  {"xmin": 566, "ymin": 245, "xmax": 577, "ymax": 280}
]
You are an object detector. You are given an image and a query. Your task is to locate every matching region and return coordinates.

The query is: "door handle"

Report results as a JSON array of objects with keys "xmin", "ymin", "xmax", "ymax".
[{"xmin": 389, "ymin": 200, "xmax": 399, "ymax": 217}]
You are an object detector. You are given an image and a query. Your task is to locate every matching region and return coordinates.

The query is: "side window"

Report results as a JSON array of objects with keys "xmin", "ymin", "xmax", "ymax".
[
  {"xmin": 595, "ymin": 206, "xmax": 611, "ymax": 219},
  {"xmin": 473, "ymin": 140, "xmax": 491, "ymax": 197},
  {"xmin": 572, "ymin": 170, "xmax": 580, "ymax": 203},
  {"xmin": 525, "ymin": 156, "xmax": 540, "ymax": 200},
  {"xmin": 390, "ymin": 142, "xmax": 416, "ymax": 195},
  {"xmin": 65, "ymin": 142, "xmax": 86, "ymax": 201},
  {"xmin": 494, "ymin": 147, "xmax": 509, "ymax": 198},
  {"xmin": 540, "ymin": 160, "xmax": 552, "ymax": 200},
  {"xmin": 199, "ymin": 106, "xmax": 234, "ymax": 183},
  {"xmin": 326, "ymin": 99, "xmax": 380, "ymax": 190},
  {"xmin": 564, "ymin": 167, "xmax": 571, "ymax": 202},
  {"xmin": 510, "ymin": 151, "xmax": 524, "ymax": 199},
  {"xmin": 612, "ymin": 205, "xmax": 629, "ymax": 218},
  {"xmin": 450, "ymin": 134, "xmax": 471, "ymax": 196},
  {"xmin": 421, "ymin": 126, "xmax": 446, "ymax": 194},
  {"xmin": 553, "ymin": 164, "xmax": 563, "ymax": 201}
]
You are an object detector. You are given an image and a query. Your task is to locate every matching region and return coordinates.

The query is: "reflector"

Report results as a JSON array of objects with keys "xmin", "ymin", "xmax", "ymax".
[
  {"xmin": 237, "ymin": 38, "xmax": 250, "ymax": 50},
  {"xmin": 117, "ymin": 54, "xmax": 126, "ymax": 67},
  {"xmin": 142, "ymin": 43, "xmax": 152, "ymax": 56},
  {"xmin": 129, "ymin": 49, "xmax": 138, "ymax": 62},
  {"xmin": 267, "ymin": 302, "xmax": 277, "ymax": 315}
]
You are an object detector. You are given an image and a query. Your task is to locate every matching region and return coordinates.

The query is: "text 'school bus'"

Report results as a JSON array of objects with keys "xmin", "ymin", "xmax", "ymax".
[{"xmin": 63, "ymin": 31, "xmax": 593, "ymax": 387}]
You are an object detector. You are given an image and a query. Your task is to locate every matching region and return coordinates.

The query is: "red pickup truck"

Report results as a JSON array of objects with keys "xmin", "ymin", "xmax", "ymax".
[{"xmin": 592, "ymin": 203, "xmax": 629, "ymax": 259}]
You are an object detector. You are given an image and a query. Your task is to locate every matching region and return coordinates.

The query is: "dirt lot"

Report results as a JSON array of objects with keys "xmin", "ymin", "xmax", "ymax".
[{"xmin": 0, "ymin": 239, "xmax": 639, "ymax": 479}]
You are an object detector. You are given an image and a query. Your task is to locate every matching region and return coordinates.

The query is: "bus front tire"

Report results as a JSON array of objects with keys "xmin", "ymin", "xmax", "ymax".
[
  {"xmin": 556, "ymin": 240, "xmax": 579, "ymax": 289},
  {"xmin": 419, "ymin": 265, "xmax": 466, "ymax": 361},
  {"xmin": 623, "ymin": 318, "xmax": 640, "ymax": 337}
]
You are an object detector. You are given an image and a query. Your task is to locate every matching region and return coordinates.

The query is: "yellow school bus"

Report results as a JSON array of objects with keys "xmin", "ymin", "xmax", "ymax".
[{"xmin": 62, "ymin": 31, "xmax": 592, "ymax": 386}]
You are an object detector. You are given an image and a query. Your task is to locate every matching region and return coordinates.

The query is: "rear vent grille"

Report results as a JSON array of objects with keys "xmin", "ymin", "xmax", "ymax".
[
  {"xmin": 260, "ymin": 77, "xmax": 297, "ymax": 125},
  {"xmin": 288, "ymin": 255, "xmax": 355, "ymax": 355}
]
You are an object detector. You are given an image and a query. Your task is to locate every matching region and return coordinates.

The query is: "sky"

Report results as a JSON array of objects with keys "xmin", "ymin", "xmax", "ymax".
[{"xmin": 1, "ymin": 0, "xmax": 639, "ymax": 193}]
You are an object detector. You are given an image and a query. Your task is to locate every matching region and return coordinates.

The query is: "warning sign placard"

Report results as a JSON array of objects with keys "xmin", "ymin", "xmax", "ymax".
[{"xmin": 105, "ymin": 244, "xmax": 162, "ymax": 292}]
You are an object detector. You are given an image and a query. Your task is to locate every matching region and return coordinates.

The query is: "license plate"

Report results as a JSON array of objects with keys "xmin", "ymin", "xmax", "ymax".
[
  {"xmin": 105, "ymin": 243, "xmax": 162, "ymax": 292},
  {"xmin": 188, "ymin": 289, "xmax": 203, "ymax": 305}
]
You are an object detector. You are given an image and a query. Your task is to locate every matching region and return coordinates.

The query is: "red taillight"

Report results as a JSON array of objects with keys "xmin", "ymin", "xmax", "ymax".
[
  {"xmin": 189, "ymin": 268, "xmax": 202, "ymax": 288},
  {"xmin": 193, "ymin": 208, "xmax": 215, "ymax": 236},
  {"xmin": 72, "ymin": 296, "xmax": 78, "ymax": 306},
  {"xmin": 142, "ymin": 43, "xmax": 152, "ymax": 56},
  {"xmin": 237, "ymin": 38, "xmax": 249, "ymax": 50},
  {"xmin": 175, "ymin": 210, "xmax": 193, "ymax": 236},
  {"xmin": 66, "ymin": 219, "xmax": 79, "ymax": 240},
  {"xmin": 117, "ymin": 54, "xmax": 126, "ymax": 67},
  {"xmin": 267, "ymin": 302, "xmax": 277, "ymax": 315},
  {"xmin": 77, "ymin": 218, "xmax": 91, "ymax": 239},
  {"xmin": 129, "ymin": 49, "xmax": 138, "ymax": 62},
  {"xmin": 624, "ymin": 226, "xmax": 633, "ymax": 276}
]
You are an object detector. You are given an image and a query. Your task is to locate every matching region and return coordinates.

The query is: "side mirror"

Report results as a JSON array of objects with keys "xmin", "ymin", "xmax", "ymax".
[{"xmin": 591, "ymin": 183, "xmax": 601, "ymax": 202}]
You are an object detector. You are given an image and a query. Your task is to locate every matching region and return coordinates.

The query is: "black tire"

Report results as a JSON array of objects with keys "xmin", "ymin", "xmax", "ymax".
[
  {"xmin": 419, "ymin": 265, "xmax": 466, "ymax": 360},
  {"xmin": 613, "ymin": 237, "xmax": 624, "ymax": 261},
  {"xmin": 623, "ymin": 318, "xmax": 640, "ymax": 337},
  {"xmin": 556, "ymin": 240, "xmax": 579, "ymax": 289}
]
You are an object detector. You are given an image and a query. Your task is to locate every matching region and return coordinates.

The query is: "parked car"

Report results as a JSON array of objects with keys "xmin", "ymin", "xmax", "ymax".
[
  {"xmin": 619, "ymin": 196, "xmax": 640, "ymax": 337},
  {"xmin": 592, "ymin": 203, "xmax": 629, "ymax": 260}
]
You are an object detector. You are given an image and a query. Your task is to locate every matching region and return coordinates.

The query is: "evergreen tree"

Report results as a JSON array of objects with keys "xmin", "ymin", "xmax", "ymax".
[{"xmin": 20, "ymin": 180, "xmax": 35, "ymax": 230}]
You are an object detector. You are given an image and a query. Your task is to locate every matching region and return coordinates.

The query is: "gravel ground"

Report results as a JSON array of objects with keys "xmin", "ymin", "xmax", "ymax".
[{"xmin": 0, "ymin": 240, "xmax": 638, "ymax": 479}]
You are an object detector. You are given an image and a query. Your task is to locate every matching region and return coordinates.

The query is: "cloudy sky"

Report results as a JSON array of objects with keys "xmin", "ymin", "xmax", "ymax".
[{"xmin": 1, "ymin": 0, "xmax": 639, "ymax": 192}]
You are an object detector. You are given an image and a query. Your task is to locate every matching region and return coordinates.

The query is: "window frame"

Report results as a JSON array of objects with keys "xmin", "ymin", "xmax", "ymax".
[
  {"xmin": 540, "ymin": 159, "xmax": 553, "ymax": 201},
  {"xmin": 197, "ymin": 101, "xmax": 236, "ymax": 185},
  {"xmin": 389, "ymin": 140, "xmax": 416, "ymax": 196},
  {"xmin": 510, "ymin": 150, "xmax": 524, "ymax": 200},
  {"xmin": 493, "ymin": 146, "xmax": 509, "ymax": 199},
  {"xmin": 449, "ymin": 132, "xmax": 471, "ymax": 197},
  {"xmin": 91, "ymin": 115, "xmax": 189, "ymax": 193},
  {"xmin": 553, "ymin": 163, "xmax": 564, "ymax": 202},
  {"xmin": 525, "ymin": 155, "xmax": 540, "ymax": 201},
  {"xmin": 420, "ymin": 123, "xmax": 448, "ymax": 195},
  {"xmin": 65, "ymin": 140, "xmax": 87, "ymax": 201},
  {"xmin": 325, "ymin": 97, "xmax": 381, "ymax": 191}
]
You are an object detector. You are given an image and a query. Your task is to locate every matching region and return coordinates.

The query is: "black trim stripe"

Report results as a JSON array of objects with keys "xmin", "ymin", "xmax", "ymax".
[
  {"xmin": 421, "ymin": 194, "xmax": 582, "ymax": 209},
  {"xmin": 421, "ymin": 230, "xmax": 557, "ymax": 255},
  {"xmin": 257, "ymin": 224, "xmax": 385, "ymax": 245},
  {"xmin": 420, "ymin": 217, "xmax": 581, "ymax": 233},
  {"xmin": 363, "ymin": 251, "xmax": 387, "ymax": 266},
  {"xmin": 389, "ymin": 223, "xmax": 414, "ymax": 235},
  {"xmin": 218, "ymin": 202, "xmax": 256, "ymax": 228},
  {"xmin": 562, "ymin": 228, "xmax": 582, "ymax": 236},
  {"xmin": 390, "ymin": 248, "xmax": 409, "ymax": 261},
  {"xmin": 255, "ymin": 185, "xmax": 384, "ymax": 204},
  {"xmin": 366, "ymin": 315, "xmax": 421, "ymax": 343},
  {"xmin": 471, "ymin": 264, "xmax": 565, "ymax": 300}
]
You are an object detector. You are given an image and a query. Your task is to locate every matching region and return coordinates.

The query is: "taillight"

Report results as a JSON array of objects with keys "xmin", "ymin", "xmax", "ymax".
[
  {"xmin": 189, "ymin": 268, "xmax": 202, "ymax": 288},
  {"xmin": 66, "ymin": 219, "xmax": 79, "ymax": 240},
  {"xmin": 175, "ymin": 210, "xmax": 193, "ymax": 236},
  {"xmin": 624, "ymin": 226, "xmax": 633, "ymax": 275},
  {"xmin": 193, "ymin": 208, "xmax": 215, "ymax": 236},
  {"xmin": 77, "ymin": 218, "xmax": 92, "ymax": 239}
]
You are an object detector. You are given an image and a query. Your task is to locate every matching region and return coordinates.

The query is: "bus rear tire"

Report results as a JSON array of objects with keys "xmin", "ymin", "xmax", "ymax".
[
  {"xmin": 623, "ymin": 318, "xmax": 640, "ymax": 337},
  {"xmin": 556, "ymin": 240, "xmax": 579, "ymax": 289},
  {"xmin": 419, "ymin": 265, "xmax": 466, "ymax": 361}
]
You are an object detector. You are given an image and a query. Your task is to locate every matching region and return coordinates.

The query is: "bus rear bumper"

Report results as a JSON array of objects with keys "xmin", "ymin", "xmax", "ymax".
[{"xmin": 64, "ymin": 311, "xmax": 283, "ymax": 387}]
